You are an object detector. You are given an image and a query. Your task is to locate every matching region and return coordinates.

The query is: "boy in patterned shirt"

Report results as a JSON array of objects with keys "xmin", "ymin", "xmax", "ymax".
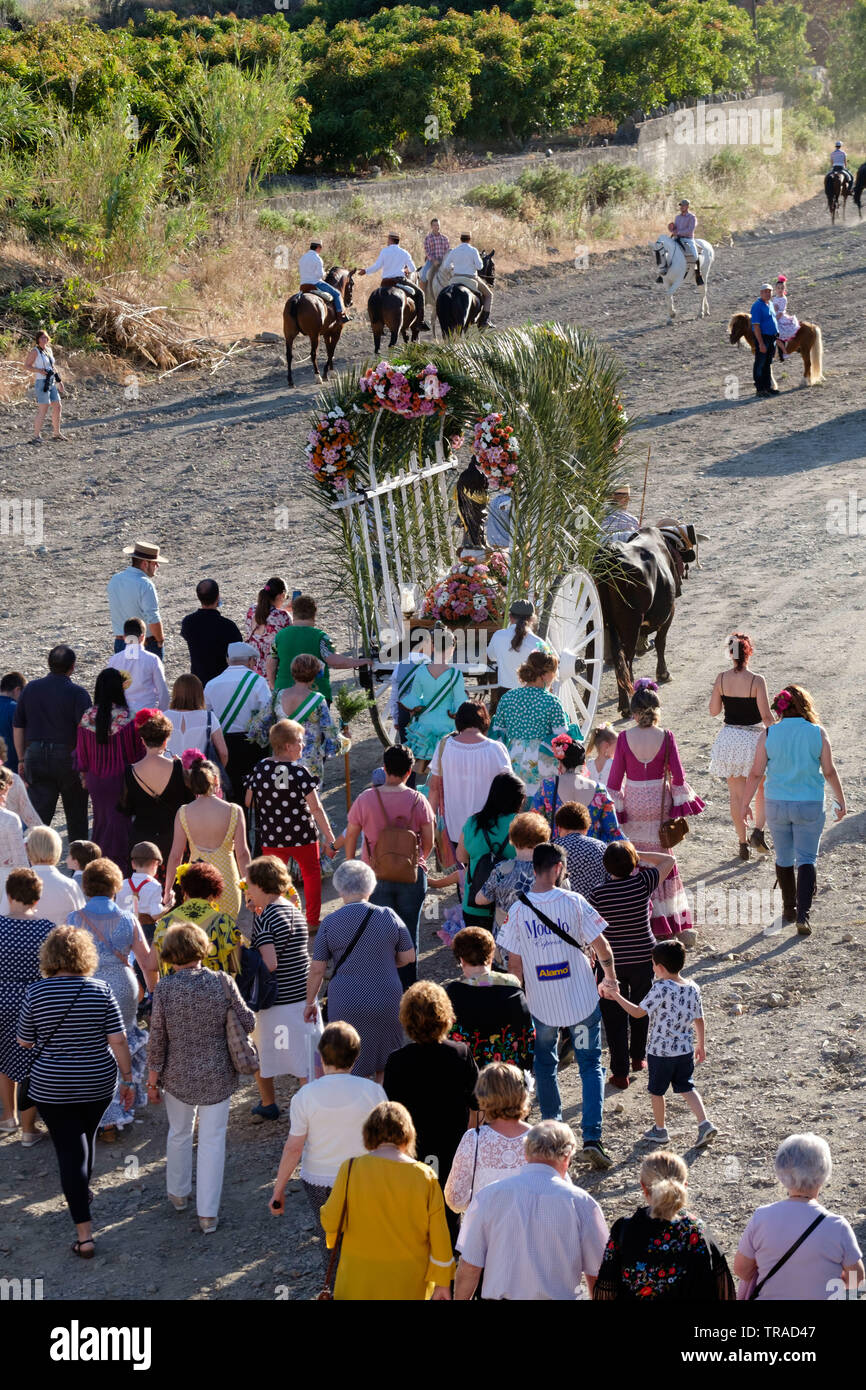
[{"xmin": 602, "ymin": 938, "xmax": 718, "ymax": 1148}]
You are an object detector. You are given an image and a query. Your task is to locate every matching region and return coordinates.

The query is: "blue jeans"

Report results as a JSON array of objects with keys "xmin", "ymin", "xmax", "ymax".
[
  {"xmin": 313, "ymin": 281, "xmax": 344, "ymax": 314},
  {"xmin": 532, "ymin": 1006, "xmax": 604, "ymax": 1142},
  {"xmin": 370, "ymin": 867, "xmax": 427, "ymax": 989},
  {"xmin": 764, "ymin": 798, "xmax": 824, "ymax": 867}
]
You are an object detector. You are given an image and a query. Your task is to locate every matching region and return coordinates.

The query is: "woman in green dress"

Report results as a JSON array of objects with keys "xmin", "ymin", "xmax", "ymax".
[
  {"xmin": 457, "ymin": 771, "xmax": 526, "ymax": 929},
  {"xmin": 489, "ymin": 650, "xmax": 571, "ymax": 795},
  {"xmin": 404, "ymin": 629, "xmax": 467, "ymax": 775}
]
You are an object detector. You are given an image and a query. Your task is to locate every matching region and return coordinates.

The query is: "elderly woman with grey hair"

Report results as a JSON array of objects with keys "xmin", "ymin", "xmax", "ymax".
[
  {"xmin": 303, "ymin": 859, "xmax": 415, "ymax": 1083},
  {"xmin": 734, "ymin": 1133, "xmax": 864, "ymax": 1300}
]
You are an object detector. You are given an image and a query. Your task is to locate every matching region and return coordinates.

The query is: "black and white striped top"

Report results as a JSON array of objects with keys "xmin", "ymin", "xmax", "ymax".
[
  {"xmin": 251, "ymin": 900, "xmax": 310, "ymax": 1006},
  {"xmin": 17, "ymin": 976, "xmax": 124, "ymax": 1103},
  {"xmin": 588, "ymin": 866, "xmax": 660, "ymax": 967}
]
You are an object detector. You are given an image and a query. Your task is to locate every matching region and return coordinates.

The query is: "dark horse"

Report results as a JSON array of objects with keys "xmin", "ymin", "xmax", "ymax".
[
  {"xmin": 283, "ymin": 267, "xmax": 354, "ymax": 387},
  {"xmin": 854, "ymin": 161, "xmax": 866, "ymax": 217},
  {"xmin": 435, "ymin": 252, "xmax": 496, "ymax": 336},
  {"xmin": 825, "ymin": 168, "xmax": 851, "ymax": 225},
  {"xmin": 367, "ymin": 279, "xmax": 424, "ymax": 353},
  {"xmin": 597, "ymin": 523, "xmax": 706, "ymax": 718}
]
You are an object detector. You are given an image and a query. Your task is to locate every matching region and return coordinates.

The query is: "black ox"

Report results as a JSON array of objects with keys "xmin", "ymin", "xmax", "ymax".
[{"xmin": 597, "ymin": 523, "xmax": 707, "ymax": 718}]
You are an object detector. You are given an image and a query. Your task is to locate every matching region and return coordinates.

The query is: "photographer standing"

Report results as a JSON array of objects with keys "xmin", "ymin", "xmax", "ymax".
[{"xmin": 24, "ymin": 331, "xmax": 66, "ymax": 444}]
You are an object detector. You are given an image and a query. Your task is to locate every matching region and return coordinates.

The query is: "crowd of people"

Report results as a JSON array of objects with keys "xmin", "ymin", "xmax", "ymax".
[{"xmin": 0, "ymin": 542, "xmax": 859, "ymax": 1300}]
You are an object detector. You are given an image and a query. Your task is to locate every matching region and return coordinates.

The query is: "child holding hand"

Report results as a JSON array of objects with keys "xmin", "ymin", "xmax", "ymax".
[{"xmin": 602, "ymin": 938, "xmax": 718, "ymax": 1148}]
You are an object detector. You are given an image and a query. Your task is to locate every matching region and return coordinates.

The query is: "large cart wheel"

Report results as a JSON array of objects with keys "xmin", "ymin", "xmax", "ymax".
[
  {"xmin": 361, "ymin": 664, "xmax": 398, "ymax": 748},
  {"xmin": 539, "ymin": 567, "xmax": 604, "ymax": 735}
]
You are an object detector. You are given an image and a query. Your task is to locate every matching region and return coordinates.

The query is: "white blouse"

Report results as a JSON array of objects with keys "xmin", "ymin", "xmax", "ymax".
[
  {"xmin": 164, "ymin": 708, "xmax": 222, "ymax": 758},
  {"xmin": 444, "ymin": 1124, "xmax": 528, "ymax": 1214}
]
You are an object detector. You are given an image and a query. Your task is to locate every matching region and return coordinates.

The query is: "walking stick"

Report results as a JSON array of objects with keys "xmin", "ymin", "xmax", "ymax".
[
  {"xmin": 342, "ymin": 725, "xmax": 352, "ymax": 813},
  {"xmin": 638, "ymin": 443, "xmax": 651, "ymax": 526}
]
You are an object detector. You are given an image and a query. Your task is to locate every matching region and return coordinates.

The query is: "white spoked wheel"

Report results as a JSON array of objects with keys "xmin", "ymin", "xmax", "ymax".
[{"xmin": 540, "ymin": 567, "xmax": 604, "ymax": 734}]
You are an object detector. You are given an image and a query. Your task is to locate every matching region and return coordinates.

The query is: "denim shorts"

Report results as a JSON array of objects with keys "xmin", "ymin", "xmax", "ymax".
[
  {"xmin": 647, "ymin": 1051, "xmax": 694, "ymax": 1095},
  {"xmin": 34, "ymin": 384, "xmax": 60, "ymax": 404}
]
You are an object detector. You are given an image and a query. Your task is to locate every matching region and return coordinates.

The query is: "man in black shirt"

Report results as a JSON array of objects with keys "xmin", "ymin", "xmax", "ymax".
[
  {"xmin": 13, "ymin": 645, "xmax": 91, "ymax": 838},
  {"xmin": 179, "ymin": 579, "xmax": 242, "ymax": 688}
]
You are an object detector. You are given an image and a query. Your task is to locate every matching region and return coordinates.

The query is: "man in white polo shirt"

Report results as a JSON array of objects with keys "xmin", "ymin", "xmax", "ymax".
[
  {"xmin": 498, "ymin": 841, "xmax": 616, "ymax": 1169},
  {"xmin": 441, "ymin": 233, "xmax": 494, "ymax": 325}
]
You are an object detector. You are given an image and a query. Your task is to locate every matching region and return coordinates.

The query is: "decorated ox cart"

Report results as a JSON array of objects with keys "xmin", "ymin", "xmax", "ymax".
[{"xmin": 303, "ymin": 324, "xmax": 630, "ymax": 746}]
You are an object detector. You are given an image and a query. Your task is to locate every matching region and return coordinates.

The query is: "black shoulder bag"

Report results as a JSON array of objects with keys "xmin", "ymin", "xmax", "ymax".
[
  {"xmin": 747, "ymin": 1212, "xmax": 827, "ymax": 1301},
  {"xmin": 321, "ymin": 907, "xmax": 374, "ymax": 1023}
]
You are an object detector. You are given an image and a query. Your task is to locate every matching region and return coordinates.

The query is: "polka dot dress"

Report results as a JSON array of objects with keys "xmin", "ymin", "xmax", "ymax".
[
  {"xmin": 245, "ymin": 758, "xmax": 319, "ymax": 846},
  {"xmin": 0, "ymin": 915, "xmax": 55, "ymax": 1082}
]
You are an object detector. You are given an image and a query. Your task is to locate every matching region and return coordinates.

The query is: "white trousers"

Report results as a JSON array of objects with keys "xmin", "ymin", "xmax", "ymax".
[{"xmin": 163, "ymin": 1091, "xmax": 231, "ymax": 1218}]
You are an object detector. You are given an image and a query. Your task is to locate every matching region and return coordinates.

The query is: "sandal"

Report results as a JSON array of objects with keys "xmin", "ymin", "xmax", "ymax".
[{"xmin": 71, "ymin": 1239, "xmax": 96, "ymax": 1259}]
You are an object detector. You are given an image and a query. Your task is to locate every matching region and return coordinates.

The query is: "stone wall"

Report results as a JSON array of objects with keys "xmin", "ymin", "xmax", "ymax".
[{"xmin": 263, "ymin": 93, "xmax": 784, "ymax": 214}]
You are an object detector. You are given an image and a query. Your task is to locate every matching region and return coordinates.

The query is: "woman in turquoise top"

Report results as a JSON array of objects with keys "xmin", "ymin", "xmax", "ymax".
[
  {"xmin": 741, "ymin": 685, "xmax": 846, "ymax": 937},
  {"xmin": 404, "ymin": 629, "xmax": 467, "ymax": 771},
  {"xmin": 489, "ymin": 650, "xmax": 571, "ymax": 795},
  {"xmin": 457, "ymin": 772, "xmax": 525, "ymax": 928}
]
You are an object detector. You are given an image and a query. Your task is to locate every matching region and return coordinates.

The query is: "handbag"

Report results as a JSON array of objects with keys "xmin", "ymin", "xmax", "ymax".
[
  {"xmin": 219, "ymin": 970, "xmax": 260, "ymax": 1074},
  {"xmin": 737, "ymin": 1212, "xmax": 826, "ymax": 1301},
  {"xmin": 19, "ymin": 981, "xmax": 87, "ymax": 1111},
  {"xmin": 321, "ymin": 907, "xmax": 374, "ymax": 1023},
  {"xmin": 205, "ymin": 710, "xmax": 232, "ymax": 798},
  {"xmin": 317, "ymin": 1157, "xmax": 355, "ymax": 1300},
  {"xmin": 658, "ymin": 731, "xmax": 689, "ymax": 850},
  {"xmin": 236, "ymin": 943, "xmax": 278, "ymax": 1012}
]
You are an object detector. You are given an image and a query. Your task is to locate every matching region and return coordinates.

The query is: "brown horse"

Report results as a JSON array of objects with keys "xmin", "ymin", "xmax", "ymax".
[
  {"xmin": 283, "ymin": 267, "xmax": 354, "ymax": 387},
  {"xmin": 824, "ymin": 168, "xmax": 851, "ymax": 225},
  {"xmin": 366, "ymin": 281, "xmax": 421, "ymax": 352},
  {"xmin": 728, "ymin": 312, "xmax": 824, "ymax": 386}
]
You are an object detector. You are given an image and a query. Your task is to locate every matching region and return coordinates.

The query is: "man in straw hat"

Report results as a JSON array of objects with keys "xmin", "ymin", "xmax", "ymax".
[
  {"xmin": 600, "ymin": 485, "xmax": 640, "ymax": 544},
  {"xmin": 107, "ymin": 541, "xmax": 166, "ymax": 660}
]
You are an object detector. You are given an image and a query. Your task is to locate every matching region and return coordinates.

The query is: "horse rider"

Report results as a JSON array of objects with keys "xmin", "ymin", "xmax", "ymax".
[
  {"xmin": 828, "ymin": 141, "xmax": 853, "ymax": 191},
  {"xmin": 441, "ymin": 233, "xmax": 495, "ymax": 327},
  {"xmin": 666, "ymin": 199, "xmax": 704, "ymax": 285},
  {"xmin": 297, "ymin": 241, "xmax": 350, "ymax": 323},
  {"xmin": 420, "ymin": 217, "xmax": 451, "ymax": 300},
  {"xmin": 357, "ymin": 234, "xmax": 430, "ymax": 331},
  {"xmin": 600, "ymin": 485, "xmax": 641, "ymax": 544}
]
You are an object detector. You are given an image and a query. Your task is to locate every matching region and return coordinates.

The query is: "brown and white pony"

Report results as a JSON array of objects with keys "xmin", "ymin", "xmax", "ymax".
[
  {"xmin": 728, "ymin": 312, "xmax": 824, "ymax": 386},
  {"xmin": 283, "ymin": 267, "xmax": 354, "ymax": 387}
]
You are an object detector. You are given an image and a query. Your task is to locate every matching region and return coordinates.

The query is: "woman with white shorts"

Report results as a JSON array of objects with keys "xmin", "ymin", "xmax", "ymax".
[{"xmin": 708, "ymin": 632, "xmax": 774, "ymax": 861}]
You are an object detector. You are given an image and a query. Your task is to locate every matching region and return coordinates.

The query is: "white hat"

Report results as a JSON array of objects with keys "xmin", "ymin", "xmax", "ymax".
[{"xmin": 227, "ymin": 642, "xmax": 257, "ymax": 663}]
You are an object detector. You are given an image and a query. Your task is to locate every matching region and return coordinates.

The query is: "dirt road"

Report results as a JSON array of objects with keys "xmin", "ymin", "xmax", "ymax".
[{"xmin": 1, "ymin": 192, "xmax": 864, "ymax": 1301}]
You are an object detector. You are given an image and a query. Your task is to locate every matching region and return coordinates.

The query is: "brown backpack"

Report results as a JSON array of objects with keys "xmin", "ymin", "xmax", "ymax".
[{"xmin": 371, "ymin": 788, "xmax": 421, "ymax": 884}]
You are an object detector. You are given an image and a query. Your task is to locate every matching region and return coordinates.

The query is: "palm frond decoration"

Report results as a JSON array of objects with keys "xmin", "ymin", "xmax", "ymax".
[
  {"xmin": 333, "ymin": 682, "xmax": 376, "ymax": 727},
  {"xmin": 301, "ymin": 324, "xmax": 631, "ymax": 646}
]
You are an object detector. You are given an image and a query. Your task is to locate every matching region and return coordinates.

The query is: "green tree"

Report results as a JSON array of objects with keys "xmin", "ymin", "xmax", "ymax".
[
  {"xmin": 827, "ymin": 0, "xmax": 866, "ymax": 119},
  {"xmin": 755, "ymin": 2, "xmax": 819, "ymax": 101}
]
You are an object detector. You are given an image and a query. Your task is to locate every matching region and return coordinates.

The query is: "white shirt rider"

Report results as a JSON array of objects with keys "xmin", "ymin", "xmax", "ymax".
[
  {"xmin": 443, "ymin": 242, "xmax": 484, "ymax": 278},
  {"xmin": 298, "ymin": 249, "xmax": 326, "ymax": 284},
  {"xmin": 364, "ymin": 243, "xmax": 416, "ymax": 280}
]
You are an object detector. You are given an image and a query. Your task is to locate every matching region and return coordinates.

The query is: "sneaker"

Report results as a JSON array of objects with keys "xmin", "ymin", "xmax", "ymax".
[
  {"xmin": 608, "ymin": 1075, "xmax": 631, "ymax": 1090},
  {"xmin": 796, "ymin": 917, "xmax": 812, "ymax": 937},
  {"xmin": 21, "ymin": 1130, "xmax": 45, "ymax": 1148},
  {"xmin": 250, "ymin": 1103, "xmax": 280, "ymax": 1123},
  {"xmin": 749, "ymin": 828, "xmax": 770, "ymax": 855},
  {"xmin": 696, "ymin": 1120, "xmax": 719, "ymax": 1147},
  {"xmin": 642, "ymin": 1125, "xmax": 670, "ymax": 1144},
  {"xmin": 0, "ymin": 1117, "xmax": 19, "ymax": 1133},
  {"xmin": 581, "ymin": 1141, "xmax": 613, "ymax": 1170},
  {"xmin": 738, "ymin": 841, "xmax": 750, "ymax": 861}
]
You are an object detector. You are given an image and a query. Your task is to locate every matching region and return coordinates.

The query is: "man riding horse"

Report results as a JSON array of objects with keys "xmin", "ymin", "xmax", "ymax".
[
  {"xmin": 662, "ymin": 199, "xmax": 704, "ymax": 285},
  {"xmin": 298, "ymin": 241, "xmax": 350, "ymax": 323},
  {"xmin": 829, "ymin": 141, "xmax": 854, "ymax": 193},
  {"xmin": 441, "ymin": 233, "xmax": 496, "ymax": 327},
  {"xmin": 357, "ymin": 234, "xmax": 430, "ymax": 332},
  {"xmin": 419, "ymin": 218, "xmax": 451, "ymax": 302}
]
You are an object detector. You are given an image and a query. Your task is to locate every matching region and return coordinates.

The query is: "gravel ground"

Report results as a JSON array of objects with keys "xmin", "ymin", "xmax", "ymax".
[{"xmin": 0, "ymin": 191, "xmax": 864, "ymax": 1301}]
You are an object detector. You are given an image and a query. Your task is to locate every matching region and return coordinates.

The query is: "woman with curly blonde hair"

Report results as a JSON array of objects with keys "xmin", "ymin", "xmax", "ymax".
[
  {"xmin": 741, "ymin": 685, "xmax": 846, "ymax": 936},
  {"xmin": 16, "ymin": 925, "xmax": 134, "ymax": 1258},
  {"xmin": 384, "ymin": 981, "xmax": 479, "ymax": 1243}
]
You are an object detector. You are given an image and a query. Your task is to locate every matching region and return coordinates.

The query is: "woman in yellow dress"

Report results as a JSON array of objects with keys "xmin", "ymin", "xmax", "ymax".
[
  {"xmin": 162, "ymin": 757, "xmax": 250, "ymax": 915},
  {"xmin": 321, "ymin": 1101, "xmax": 454, "ymax": 1301}
]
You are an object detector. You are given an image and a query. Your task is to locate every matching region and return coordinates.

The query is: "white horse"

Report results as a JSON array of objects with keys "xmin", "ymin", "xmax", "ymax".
[{"xmin": 653, "ymin": 234, "xmax": 714, "ymax": 322}]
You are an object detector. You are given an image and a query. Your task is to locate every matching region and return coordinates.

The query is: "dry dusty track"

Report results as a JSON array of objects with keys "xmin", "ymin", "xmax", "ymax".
[{"xmin": 1, "ymin": 192, "xmax": 865, "ymax": 1301}]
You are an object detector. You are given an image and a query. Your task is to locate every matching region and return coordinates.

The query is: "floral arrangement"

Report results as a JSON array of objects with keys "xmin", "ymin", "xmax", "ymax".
[
  {"xmin": 358, "ymin": 361, "xmax": 450, "ymax": 418},
  {"xmin": 305, "ymin": 409, "xmax": 358, "ymax": 490},
  {"xmin": 487, "ymin": 549, "xmax": 509, "ymax": 585},
  {"xmin": 448, "ymin": 432, "xmax": 466, "ymax": 452},
  {"xmin": 420, "ymin": 556, "xmax": 502, "ymax": 624},
  {"xmin": 472, "ymin": 406, "xmax": 519, "ymax": 489}
]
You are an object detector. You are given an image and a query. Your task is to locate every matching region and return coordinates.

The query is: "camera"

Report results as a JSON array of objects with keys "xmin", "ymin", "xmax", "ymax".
[{"xmin": 42, "ymin": 369, "xmax": 60, "ymax": 394}]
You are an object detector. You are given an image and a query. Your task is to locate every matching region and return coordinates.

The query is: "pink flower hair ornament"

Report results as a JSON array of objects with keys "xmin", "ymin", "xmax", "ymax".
[
  {"xmin": 633, "ymin": 678, "xmax": 659, "ymax": 693},
  {"xmin": 551, "ymin": 734, "xmax": 574, "ymax": 759},
  {"xmin": 774, "ymin": 689, "xmax": 792, "ymax": 712},
  {"xmin": 180, "ymin": 747, "xmax": 206, "ymax": 770}
]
